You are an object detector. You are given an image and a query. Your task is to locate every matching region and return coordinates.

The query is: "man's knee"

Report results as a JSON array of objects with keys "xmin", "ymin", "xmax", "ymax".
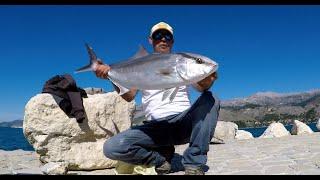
[
  {"xmin": 103, "ymin": 137, "xmax": 117, "ymax": 159},
  {"xmin": 103, "ymin": 135, "xmax": 128, "ymax": 160}
]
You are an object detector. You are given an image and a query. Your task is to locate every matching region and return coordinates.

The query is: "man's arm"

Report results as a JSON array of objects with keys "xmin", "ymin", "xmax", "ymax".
[
  {"xmin": 95, "ymin": 62, "xmax": 138, "ymax": 102},
  {"xmin": 192, "ymin": 72, "xmax": 218, "ymax": 92}
]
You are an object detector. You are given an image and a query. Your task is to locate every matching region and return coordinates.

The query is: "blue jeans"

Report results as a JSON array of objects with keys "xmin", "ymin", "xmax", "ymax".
[{"xmin": 103, "ymin": 91, "xmax": 220, "ymax": 169}]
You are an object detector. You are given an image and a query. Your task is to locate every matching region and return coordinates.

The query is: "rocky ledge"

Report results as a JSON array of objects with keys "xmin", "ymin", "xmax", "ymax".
[{"xmin": 1, "ymin": 132, "xmax": 320, "ymax": 175}]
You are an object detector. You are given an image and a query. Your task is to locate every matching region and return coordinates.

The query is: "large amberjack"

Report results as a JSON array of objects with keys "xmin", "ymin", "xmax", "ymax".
[{"xmin": 76, "ymin": 43, "xmax": 218, "ymax": 101}]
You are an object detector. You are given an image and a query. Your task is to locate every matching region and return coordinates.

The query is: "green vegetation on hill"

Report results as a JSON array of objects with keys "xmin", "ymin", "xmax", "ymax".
[{"xmin": 223, "ymin": 103, "xmax": 261, "ymax": 111}]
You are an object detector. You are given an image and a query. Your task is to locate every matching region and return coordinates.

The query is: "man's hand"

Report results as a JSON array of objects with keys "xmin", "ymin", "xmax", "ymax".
[
  {"xmin": 193, "ymin": 72, "xmax": 218, "ymax": 92},
  {"xmin": 94, "ymin": 60, "xmax": 138, "ymax": 102},
  {"xmin": 95, "ymin": 60, "xmax": 111, "ymax": 79}
]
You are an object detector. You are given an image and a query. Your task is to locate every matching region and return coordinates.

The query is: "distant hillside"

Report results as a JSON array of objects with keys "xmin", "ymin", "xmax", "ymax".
[
  {"xmin": 220, "ymin": 89, "xmax": 320, "ymax": 128},
  {"xmin": 132, "ymin": 89, "xmax": 320, "ymax": 128},
  {"xmin": 0, "ymin": 120, "xmax": 23, "ymax": 128}
]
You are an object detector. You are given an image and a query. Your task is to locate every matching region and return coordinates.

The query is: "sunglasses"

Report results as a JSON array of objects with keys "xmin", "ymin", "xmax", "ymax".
[{"xmin": 152, "ymin": 31, "xmax": 173, "ymax": 41}]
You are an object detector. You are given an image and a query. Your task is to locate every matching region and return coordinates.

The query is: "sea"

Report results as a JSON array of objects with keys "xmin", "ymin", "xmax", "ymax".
[
  {"xmin": 0, "ymin": 127, "xmax": 34, "ymax": 151},
  {"xmin": 0, "ymin": 122, "xmax": 318, "ymax": 151}
]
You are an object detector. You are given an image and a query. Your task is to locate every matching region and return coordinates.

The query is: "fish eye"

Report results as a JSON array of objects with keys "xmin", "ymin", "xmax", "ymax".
[{"xmin": 195, "ymin": 58, "xmax": 203, "ymax": 64}]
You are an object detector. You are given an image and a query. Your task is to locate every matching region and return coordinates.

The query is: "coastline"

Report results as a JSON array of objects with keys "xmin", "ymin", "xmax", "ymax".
[{"xmin": 0, "ymin": 122, "xmax": 318, "ymax": 152}]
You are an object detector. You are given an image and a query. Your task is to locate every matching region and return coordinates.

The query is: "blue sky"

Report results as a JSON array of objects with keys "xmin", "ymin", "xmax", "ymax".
[{"xmin": 0, "ymin": 5, "xmax": 320, "ymax": 122}]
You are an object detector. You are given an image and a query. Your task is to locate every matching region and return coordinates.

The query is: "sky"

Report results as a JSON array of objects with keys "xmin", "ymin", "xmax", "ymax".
[{"xmin": 0, "ymin": 5, "xmax": 320, "ymax": 122}]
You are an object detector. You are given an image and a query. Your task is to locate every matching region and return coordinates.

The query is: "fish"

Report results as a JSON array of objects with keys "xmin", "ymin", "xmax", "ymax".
[{"xmin": 75, "ymin": 43, "xmax": 219, "ymax": 101}]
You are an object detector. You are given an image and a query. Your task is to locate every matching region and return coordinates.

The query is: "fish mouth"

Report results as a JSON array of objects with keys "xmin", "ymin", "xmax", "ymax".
[{"xmin": 209, "ymin": 63, "xmax": 218, "ymax": 72}]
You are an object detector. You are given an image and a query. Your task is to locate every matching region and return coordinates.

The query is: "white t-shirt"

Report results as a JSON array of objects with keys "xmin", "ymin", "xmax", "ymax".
[
  {"xmin": 117, "ymin": 84, "xmax": 191, "ymax": 121},
  {"xmin": 142, "ymin": 86, "xmax": 191, "ymax": 120}
]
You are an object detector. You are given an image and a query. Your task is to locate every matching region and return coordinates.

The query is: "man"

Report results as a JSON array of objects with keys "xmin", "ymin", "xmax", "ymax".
[{"xmin": 95, "ymin": 22, "xmax": 220, "ymax": 175}]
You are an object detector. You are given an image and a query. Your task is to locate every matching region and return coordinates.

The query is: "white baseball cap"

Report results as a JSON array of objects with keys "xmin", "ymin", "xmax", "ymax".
[{"xmin": 150, "ymin": 21, "xmax": 174, "ymax": 37}]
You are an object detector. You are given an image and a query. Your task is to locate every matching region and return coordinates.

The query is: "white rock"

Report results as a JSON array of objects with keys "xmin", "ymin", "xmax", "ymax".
[
  {"xmin": 291, "ymin": 120, "xmax": 313, "ymax": 135},
  {"xmin": 317, "ymin": 118, "xmax": 320, "ymax": 131},
  {"xmin": 211, "ymin": 121, "xmax": 238, "ymax": 143},
  {"xmin": 84, "ymin": 87, "xmax": 105, "ymax": 95},
  {"xmin": 23, "ymin": 92, "xmax": 135, "ymax": 171},
  {"xmin": 259, "ymin": 122, "xmax": 290, "ymax": 138},
  {"xmin": 41, "ymin": 162, "xmax": 68, "ymax": 175},
  {"xmin": 235, "ymin": 130, "xmax": 254, "ymax": 140}
]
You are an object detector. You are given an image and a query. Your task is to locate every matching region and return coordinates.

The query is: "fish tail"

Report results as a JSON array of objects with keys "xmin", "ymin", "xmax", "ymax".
[
  {"xmin": 75, "ymin": 64, "xmax": 94, "ymax": 73},
  {"xmin": 74, "ymin": 43, "xmax": 99, "ymax": 73}
]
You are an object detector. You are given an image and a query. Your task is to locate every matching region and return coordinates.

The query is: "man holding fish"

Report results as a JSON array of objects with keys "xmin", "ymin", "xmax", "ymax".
[{"xmin": 94, "ymin": 22, "xmax": 220, "ymax": 175}]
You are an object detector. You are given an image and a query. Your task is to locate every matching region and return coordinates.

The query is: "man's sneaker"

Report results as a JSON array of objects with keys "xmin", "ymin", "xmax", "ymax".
[
  {"xmin": 184, "ymin": 166, "xmax": 205, "ymax": 175},
  {"xmin": 155, "ymin": 161, "xmax": 171, "ymax": 175}
]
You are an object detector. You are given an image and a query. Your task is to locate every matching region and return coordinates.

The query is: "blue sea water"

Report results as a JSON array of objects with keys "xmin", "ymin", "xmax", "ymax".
[
  {"xmin": 0, "ymin": 122, "xmax": 318, "ymax": 151},
  {"xmin": 0, "ymin": 127, "xmax": 34, "ymax": 151}
]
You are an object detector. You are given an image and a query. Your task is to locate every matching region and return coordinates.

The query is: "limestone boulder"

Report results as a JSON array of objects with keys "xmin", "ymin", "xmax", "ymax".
[
  {"xmin": 291, "ymin": 120, "xmax": 313, "ymax": 135},
  {"xmin": 259, "ymin": 122, "xmax": 290, "ymax": 138},
  {"xmin": 317, "ymin": 118, "xmax": 320, "ymax": 131},
  {"xmin": 211, "ymin": 121, "xmax": 238, "ymax": 143},
  {"xmin": 41, "ymin": 162, "xmax": 68, "ymax": 175},
  {"xmin": 235, "ymin": 130, "xmax": 254, "ymax": 140},
  {"xmin": 23, "ymin": 92, "xmax": 135, "ymax": 172}
]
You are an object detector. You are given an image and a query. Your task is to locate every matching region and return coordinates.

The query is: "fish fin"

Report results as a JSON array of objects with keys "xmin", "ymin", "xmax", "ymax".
[
  {"xmin": 132, "ymin": 45, "xmax": 149, "ymax": 59},
  {"xmin": 169, "ymin": 87, "xmax": 179, "ymax": 102},
  {"xmin": 109, "ymin": 78, "xmax": 130, "ymax": 96},
  {"xmin": 162, "ymin": 87, "xmax": 179, "ymax": 102},
  {"xmin": 85, "ymin": 43, "xmax": 98, "ymax": 64}
]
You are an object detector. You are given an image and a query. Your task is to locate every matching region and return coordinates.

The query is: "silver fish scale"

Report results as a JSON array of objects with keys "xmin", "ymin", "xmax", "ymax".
[{"xmin": 108, "ymin": 53, "xmax": 187, "ymax": 90}]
